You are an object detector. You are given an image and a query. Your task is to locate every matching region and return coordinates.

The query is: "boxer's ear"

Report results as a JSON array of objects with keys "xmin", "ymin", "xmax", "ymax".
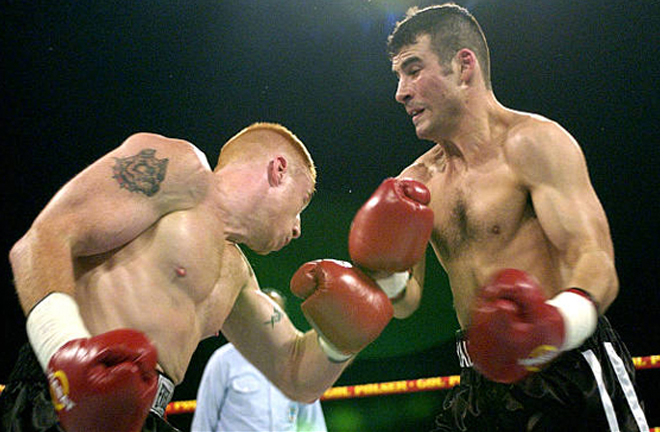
[
  {"xmin": 268, "ymin": 156, "xmax": 288, "ymax": 186},
  {"xmin": 455, "ymin": 48, "xmax": 477, "ymax": 84}
]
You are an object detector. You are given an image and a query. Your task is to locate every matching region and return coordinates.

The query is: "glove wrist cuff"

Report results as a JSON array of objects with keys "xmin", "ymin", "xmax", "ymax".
[
  {"xmin": 546, "ymin": 289, "xmax": 598, "ymax": 351},
  {"xmin": 565, "ymin": 287, "xmax": 600, "ymax": 312},
  {"xmin": 26, "ymin": 292, "xmax": 91, "ymax": 371},
  {"xmin": 373, "ymin": 271, "xmax": 410, "ymax": 299},
  {"xmin": 317, "ymin": 335, "xmax": 354, "ymax": 363}
]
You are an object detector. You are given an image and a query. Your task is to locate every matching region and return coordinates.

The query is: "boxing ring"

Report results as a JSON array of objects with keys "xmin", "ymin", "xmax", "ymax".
[{"xmin": 1, "ymin": 354, "xmax": 657, "ymax": 429}]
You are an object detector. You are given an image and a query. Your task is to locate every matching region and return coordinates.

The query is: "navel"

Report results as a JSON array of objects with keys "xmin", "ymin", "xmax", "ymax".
[
  {"xmin": 490, "ymin": 225, "xmax": 501, "ymax": 235},
  {"xmin": 175, "ymin": 266, "xmax": 187, "ymax": 277}
]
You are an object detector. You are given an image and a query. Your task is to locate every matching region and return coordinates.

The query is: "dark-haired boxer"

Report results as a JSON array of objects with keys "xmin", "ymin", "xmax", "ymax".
[{"xmin": 385, "ymin": 4, "xmax": 649, "ymax": 431}]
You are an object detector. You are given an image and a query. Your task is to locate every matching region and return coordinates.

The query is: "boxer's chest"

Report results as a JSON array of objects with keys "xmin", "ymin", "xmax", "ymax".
[
  {"xmin": 425, "ymin": 158, "xmax": 529, "ymax": 263},
  {"xmin": 75, "ymin": 207, "xmax": 226, "ymax": 300},
  {"xmin": 144, "ymin": 207, "xmax": 226, "ymax": 300}
]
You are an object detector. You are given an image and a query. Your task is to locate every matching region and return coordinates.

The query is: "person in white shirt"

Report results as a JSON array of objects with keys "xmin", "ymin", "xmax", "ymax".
[{"xmin": 192, "ymin": 289, "xmax": 328, "ymax": 432}]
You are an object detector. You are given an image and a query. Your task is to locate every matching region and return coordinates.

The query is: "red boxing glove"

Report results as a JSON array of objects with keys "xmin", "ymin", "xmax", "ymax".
[
  {"xmin": 349, "ymin": 177, "xmax": 433, "ymax": 273},
  {"xmin": 290, "ymin": 259, "xmax": 393, "ymax": 361},
  {"xmin": 468, "ymin": 269, "xmax": 597, "ymax": 383},
  {"xmin": 47, "ymin": 329, "xmax": 159, "ymax": 432}
]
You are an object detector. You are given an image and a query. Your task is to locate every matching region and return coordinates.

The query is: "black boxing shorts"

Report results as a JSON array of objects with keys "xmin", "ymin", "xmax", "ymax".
[
  {"xmin": 0, "ymin": 343, "xmax": 181, "ymax": 432},
  {"xmin": 432, "ymin": 316, "xmax": 649, "ymax": 432}
]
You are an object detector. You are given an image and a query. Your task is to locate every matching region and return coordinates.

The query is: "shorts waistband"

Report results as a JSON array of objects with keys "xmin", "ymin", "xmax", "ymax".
[
  {"xmin": 150, "ymin": 373, "xmax": 175, "ymax": 418},
  {"xmin": 455, "ymin": 329, "xmax": 473, "ymax": 368}
]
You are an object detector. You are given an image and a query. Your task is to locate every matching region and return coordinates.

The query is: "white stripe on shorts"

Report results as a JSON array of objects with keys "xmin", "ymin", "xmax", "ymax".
[
  {"xmin": 603, "ymin": 342, "xmax": 649, "ymax": 432},
  {"xmin": 582, "ymin": 349, "xmax": 620, "ymax": 431},
  {"xmin": 582, "ymin": 345, "xmax": 650, "ymax": 432}
]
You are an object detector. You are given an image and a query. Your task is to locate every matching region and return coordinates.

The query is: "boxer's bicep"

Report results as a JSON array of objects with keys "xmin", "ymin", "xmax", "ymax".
[
  {"xmin": 507, "ymin": 121, "xmax": 616, "ymax": 307},
  {"xmin": 507, "ymin": 121, "xmax": 598, "ymax": 254}
]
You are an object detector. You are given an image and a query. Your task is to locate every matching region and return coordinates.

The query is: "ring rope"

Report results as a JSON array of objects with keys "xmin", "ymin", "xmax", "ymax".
[
  {"xmin": 164, "ymin": 354, "xmax": 659, "ymax": 415},
  {"xmin": 1, "ymin": 354, "xmax": 657, "ymax": 427}
]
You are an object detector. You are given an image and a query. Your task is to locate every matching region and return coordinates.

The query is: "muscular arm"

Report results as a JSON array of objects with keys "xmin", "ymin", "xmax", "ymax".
[
  {"xmin": 506, "ymin": 119, "xmax": 618, "ymax": 312},
  {"xmin": 9, "ymin": 133, "xmax": 211, "ymax": 314},
  {"xmin": 221, "ymin": 278, "xmax": 350, "ymax": 403}
]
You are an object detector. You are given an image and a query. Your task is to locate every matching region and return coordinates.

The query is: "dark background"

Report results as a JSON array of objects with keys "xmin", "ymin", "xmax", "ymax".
[{"xmin": 1, "ymin": 0, "xmax": 658, "ymax": 430}]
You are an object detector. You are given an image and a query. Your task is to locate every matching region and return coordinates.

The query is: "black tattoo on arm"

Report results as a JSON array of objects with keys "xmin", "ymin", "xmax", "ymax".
[
  {"xmin": 112, "ymin": 149, "xmax": 169, "ymax": 197},
  {"xmin": 264, "ymin": 308, "xmax": 283, "ymax": 328}
]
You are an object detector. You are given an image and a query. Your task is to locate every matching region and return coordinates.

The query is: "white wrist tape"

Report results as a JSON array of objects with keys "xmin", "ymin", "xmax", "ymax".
[
  {"xmin": 373, "ymin": 271, "xmax": 409, "ymax": 299},
  {"xmin": 318, "ymin": 335, "xmax": 354, "ymax": 363},
  {"xmin": 546, "ymin": 290, "xmax": 598, "ymax": 351},
  {"xmin": 26, "ymin": 292, "xmax": 91, "ymax": 371}
]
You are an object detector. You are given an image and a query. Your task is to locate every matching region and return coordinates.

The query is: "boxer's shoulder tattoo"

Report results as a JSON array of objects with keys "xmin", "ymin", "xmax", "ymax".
[
  {"xmin": 112, "ymin": 148, "xmax": 169, "ymax": 197},
  {"xmin": 263, "ymin": 307, "xmax": 283, "ymax": 328}
]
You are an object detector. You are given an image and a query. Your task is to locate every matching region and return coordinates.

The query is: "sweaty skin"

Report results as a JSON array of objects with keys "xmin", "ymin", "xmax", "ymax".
[{"xmin": 390, "ymin": 36, "xmax": 617, "ymax": 326}]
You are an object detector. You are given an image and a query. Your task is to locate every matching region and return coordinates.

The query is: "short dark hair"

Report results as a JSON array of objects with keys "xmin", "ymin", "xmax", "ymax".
[{"xmin": 387, "ymin": 3, "xmax": 491, "ymax": 89}]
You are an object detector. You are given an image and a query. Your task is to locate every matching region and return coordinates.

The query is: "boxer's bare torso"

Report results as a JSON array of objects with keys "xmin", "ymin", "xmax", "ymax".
[
  {"xmin": 401, "ymin": 112, "xmax": 585, "ymax": 328},
  {"xmin": 75, "ymin": 204, "xmax": 250, "ymax": 383},
  {"xmin": 11, "ymin": 127, "xmax": 348, "ymax": 404},
  {"xmin": 19, "ymin": 133, "xmax": 265, "ymax": 384}
]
